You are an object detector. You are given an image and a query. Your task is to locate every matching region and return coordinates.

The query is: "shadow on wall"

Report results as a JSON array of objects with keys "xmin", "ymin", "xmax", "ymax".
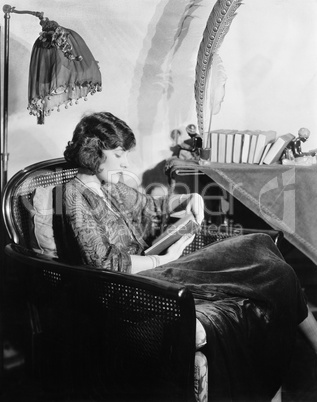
[
  {"xmin": 9, "ymin": 127, "xmax": 61, "ymax": 177},
  {"xmin": 131, "ymin": 0, "xmax": 202, "ymax": 138},
  {"xmin": 8, "ymin": 36, "xmax": 31, "ymax": 115},
  {"xmin": 141, "ymin": 159, "xmax": 169, "ymax": 195}
]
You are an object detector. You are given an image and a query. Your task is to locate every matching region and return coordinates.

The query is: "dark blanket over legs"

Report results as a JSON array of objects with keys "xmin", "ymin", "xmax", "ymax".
[{"xmin": 140, "ymin": 233, "xmax": 308, "ymax": 401}]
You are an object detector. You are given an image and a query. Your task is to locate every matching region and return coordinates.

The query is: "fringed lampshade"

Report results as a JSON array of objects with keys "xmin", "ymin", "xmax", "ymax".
[{"xmin": 28, "ymin": 17, "xmax": 102, "ymax": 124}]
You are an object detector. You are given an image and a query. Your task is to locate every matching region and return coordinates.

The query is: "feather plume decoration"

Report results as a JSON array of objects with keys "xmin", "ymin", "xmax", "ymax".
[
  {"xmin": 204, "ymin": 53, "xmax": 227, "ymax": 133},
  {"xmin": 194, "ymin": 0, "xmax": 243, "ymax": 147}
]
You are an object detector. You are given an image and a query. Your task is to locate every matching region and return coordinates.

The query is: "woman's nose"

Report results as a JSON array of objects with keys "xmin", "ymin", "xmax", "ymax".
[{"xmin": 120, "ymin": 156, "xmax": 129, "ymax": 168}]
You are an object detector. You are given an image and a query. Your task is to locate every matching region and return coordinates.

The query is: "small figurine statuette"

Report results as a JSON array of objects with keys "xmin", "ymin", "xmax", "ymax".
[
  {"xmin": 290, "ymin": 127, "xmax": 311, "ymax": 158},
  {"xmin": 171, "ymin": 124, "xmax": 202, "ymax": 160},
  {"xmin": 282, "ymin": 127, "xmax": 317, "ymax": 165},
  {"xmin": 185, "ymin": 124, "xmax": 202, "ymax": 152},
  {"xmin": 186, "ymin": 124, "xmax": 197, "ymax": 137}
]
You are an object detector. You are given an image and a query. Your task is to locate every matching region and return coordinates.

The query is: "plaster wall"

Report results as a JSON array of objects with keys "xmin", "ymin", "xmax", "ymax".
[{"xmin": 2, "ymin": 0, "xmax": 317, "ymax": 181}]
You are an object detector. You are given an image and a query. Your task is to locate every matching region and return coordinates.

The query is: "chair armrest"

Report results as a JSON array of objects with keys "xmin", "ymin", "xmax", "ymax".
[{"xmin": 5, "ymin": 242, "xmax": 196, "ymax": 295}]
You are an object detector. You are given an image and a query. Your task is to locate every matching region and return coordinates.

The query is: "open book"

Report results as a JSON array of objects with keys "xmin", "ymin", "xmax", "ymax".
[{"xmin": 144, "ymin": 213, "xmax": 200, "ymax": 256}]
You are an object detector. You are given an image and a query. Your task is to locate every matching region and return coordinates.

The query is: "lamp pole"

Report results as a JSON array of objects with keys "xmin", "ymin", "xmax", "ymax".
[
  {"xmin": 1, "ymin": 5, "xmax": 11, "ymax": 193},
  {"xmin": 0, "ymin": 20, "xmax": 2, "ymax": 394},
  {"xmin": 0, "ymin": 5, "xmax": 11, "ymax": 391}
]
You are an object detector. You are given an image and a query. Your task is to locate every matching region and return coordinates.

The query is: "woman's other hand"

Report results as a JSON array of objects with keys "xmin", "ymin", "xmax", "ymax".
[
  {"xmin": 131, "ymin": 233, "xmax": 195, "ymax": 273},
  {"xmin": 186, "ymin": 193, "xmax": 204, "ymax": 225},
  {"xmin": 160, "ymin": 233, "xmax": 195, "ymax": 265}
]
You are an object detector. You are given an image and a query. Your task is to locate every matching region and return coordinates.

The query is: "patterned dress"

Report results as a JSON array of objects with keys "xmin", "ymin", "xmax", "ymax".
[{"xmin": 60, "ymin": 177, "xmax": 167, "ymax": 271}]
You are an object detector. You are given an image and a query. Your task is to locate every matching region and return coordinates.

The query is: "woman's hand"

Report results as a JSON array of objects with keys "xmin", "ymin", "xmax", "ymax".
[
  {"xmin": 159, "ymin": 233, "xmax": 195, "ymax": 265},
  {"xmin": 131, "ymin": 231, "xmax": 196, "ymax": 273},
  {"xmin": 169, "ymin": 193, "xmax": 204, "ymax": 224},
  {"xmin": 185, "ymin": 193, "xmax": 204, "ymax": 225}
]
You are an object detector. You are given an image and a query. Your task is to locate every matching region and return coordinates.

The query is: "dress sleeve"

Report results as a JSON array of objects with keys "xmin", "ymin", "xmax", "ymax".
[
  {"xmin": 112, "ymin": 183, "xmax": 170, "ymax": 241},
  {"xmin": 63, "ymin": 185, "xmax": 132, "ymax": 272}
]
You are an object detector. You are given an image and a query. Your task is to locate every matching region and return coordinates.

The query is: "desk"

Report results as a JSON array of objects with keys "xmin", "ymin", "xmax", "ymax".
[{"xmin": 167, "ymin": 158, "xmax": 317, "ymax": 266}]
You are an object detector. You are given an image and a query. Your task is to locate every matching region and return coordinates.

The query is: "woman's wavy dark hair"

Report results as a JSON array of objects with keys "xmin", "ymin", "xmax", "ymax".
[{"xmin": 64, "ymin": 112, "xmax": 136, "ymax": 174}]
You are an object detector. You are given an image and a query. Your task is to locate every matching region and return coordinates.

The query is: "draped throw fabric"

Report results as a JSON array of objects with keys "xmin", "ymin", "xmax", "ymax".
[
  {"xmin": 28, "ymin": 18, "xmax": 102, "ymax": 124},
  {"xmin": 140, "ymin": 233, "xmax": 308, "ymax": 401}
]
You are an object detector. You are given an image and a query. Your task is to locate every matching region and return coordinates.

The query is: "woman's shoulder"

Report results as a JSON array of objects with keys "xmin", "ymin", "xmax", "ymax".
[
  {"xmin": 64, "ymin": 177, "xmax": 81, "ymax": 193},
  {"xmin": 64, "ymin": 178, "xmax": 105, "ymax": 212},
  {"xmin": 103, "ymin": 181, "xmax": 146, "ymax": 211},
  {"xmin": 103, "ymin": 181, "xmax": 139, "ymax": 198},
  {"xmin": 64, "ymin": 177, "xmax": 96, "ymax": 200}
]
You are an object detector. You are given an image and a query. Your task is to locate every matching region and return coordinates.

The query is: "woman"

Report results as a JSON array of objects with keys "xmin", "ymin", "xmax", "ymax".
[{"xmin": 62, "ymin": 111, "xmax": 317, "ymax": 401}]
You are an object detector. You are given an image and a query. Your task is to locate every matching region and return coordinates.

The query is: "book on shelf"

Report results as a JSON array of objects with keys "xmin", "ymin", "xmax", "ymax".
[
  {"xmin": 225, "ymin": 133, "xmax": 235, "ymax": 163},
  {"xmin": 218, "ymin": 132, "xmax": 227, "ymax": 163},
  {"xmin": 248, "ymin": 132, "xmax": 261, "ymax": 164},
  {"xmin": 262, "ymin": 133, "xmax": 295, "ymax": 165},
  {"xmin": 259, "ymin": 143, "xmax": 273, "ymax": 165},
  {"xmin": 210, "ymin": 132, "xmax": 218, "ymax": 162},
  {"xmin": 241, "ymin": 133, "xmax": 251, "ymax": 163},
  {"xmin": 233, "ymin": 133, "xmax": 243, "ymax": 163},
  {"xmin": 144, "ymin": 213, "xmax": 200, "ymax": 256},
  {"xmin": 215, "ymin": 129, "xmax": 237, "ymax": 164},
  {"xmin": 253, "ymin": 131, "xmax": 277, "ymax": 164}
]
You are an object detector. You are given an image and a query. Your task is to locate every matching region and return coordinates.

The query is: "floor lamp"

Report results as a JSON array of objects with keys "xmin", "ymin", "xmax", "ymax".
[
  {"xmin": 0, "ymin": 4, "xmax": 102, "ymax": 389},
  {"xmin": 0, "ymin": 6, "xmax": 45, "ymax": 390}
]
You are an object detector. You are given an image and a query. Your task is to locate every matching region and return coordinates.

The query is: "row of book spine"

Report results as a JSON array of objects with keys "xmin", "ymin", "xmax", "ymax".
[{"xmin": 204, "ymin": 129, "xmax": 295, "ymax": 165}]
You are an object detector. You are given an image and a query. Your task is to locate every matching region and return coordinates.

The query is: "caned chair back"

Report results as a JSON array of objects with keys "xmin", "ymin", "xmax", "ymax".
[{"xmin": 2, "ymin": 158, "xmax": 77, "ymax": 247}]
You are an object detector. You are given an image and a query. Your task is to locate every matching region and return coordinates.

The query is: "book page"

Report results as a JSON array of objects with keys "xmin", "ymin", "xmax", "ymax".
[{"xmin": 144, "ymin": 213, "xmax": 199, "ymax": 255}]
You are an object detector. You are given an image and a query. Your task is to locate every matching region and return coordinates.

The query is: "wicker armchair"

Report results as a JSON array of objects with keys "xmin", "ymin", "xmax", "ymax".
[{"xmin": 2, "ymin": 158, "xmax": 283, "ymax": 401}]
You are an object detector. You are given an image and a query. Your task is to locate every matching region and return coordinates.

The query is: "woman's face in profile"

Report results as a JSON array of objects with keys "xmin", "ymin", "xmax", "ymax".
[{"xmin": 96, "ymin": 147, "xmax": 130, "ymax": 184}]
